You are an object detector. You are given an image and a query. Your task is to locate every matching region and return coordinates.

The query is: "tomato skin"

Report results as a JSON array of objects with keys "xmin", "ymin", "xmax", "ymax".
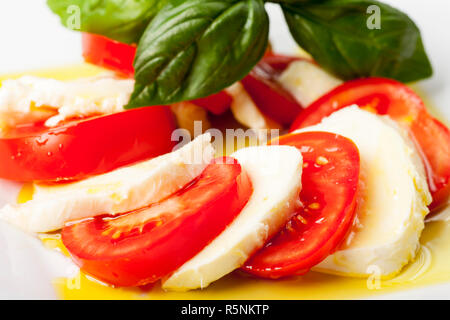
[
  {"xmin": 243, "ymin": 132, "xmax": 359, "ymax": 278},
  {"xmin": 290, "ymin": 77, "xmax": 450, "ymax": 211},
  {"xmin": 191, "ymin": 91, "xmax": 232, "ymax": 115},
  {"xmin": 290, "ymin": 78, "xmax": 425, "ymax": 130},
  {"xmin": 241, "ymin": 61, "xmax": 304, "ymax": 126},
  {"xmin": 82, "ymin": 33, "xmax": 136, "ymax": 77},
  {"xmin": 62, "ymin": 157, "xmax": 253, "ymax": 287},
  {"xmin": 0, "ymin": 106, "xmax": 176, "ymax": 182}
]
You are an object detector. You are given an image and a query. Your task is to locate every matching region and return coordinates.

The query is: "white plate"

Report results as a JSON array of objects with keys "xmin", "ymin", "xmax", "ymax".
[{"xmin": 0, "ymin": 0, "xmax": 449, "ymax": 300}]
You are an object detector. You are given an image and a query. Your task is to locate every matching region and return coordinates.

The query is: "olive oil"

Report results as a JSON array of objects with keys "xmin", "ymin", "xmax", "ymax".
[{"xmin": 9, "ymin": 64, "xmax": 450, "ymax": 300}]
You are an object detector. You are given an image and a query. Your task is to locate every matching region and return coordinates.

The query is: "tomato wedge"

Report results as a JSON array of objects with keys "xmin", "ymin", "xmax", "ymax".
[
  {"xmin": 290, "ymin": 78, "xmax": 450, "ymax": 211},
  {"xmin": 241, "ymin": 59, "xmax": 304, "ymax": 126},
  {"xmin": 0, "ymin": 106, "xmax": 176, "ymax": 182},
  {"xmin": 243, "ymin": 132, "xmax": 359, "ymax": 278},
  {"xmin": 62, "ymin": 157, "xmax": 253, "ymax": 287}
]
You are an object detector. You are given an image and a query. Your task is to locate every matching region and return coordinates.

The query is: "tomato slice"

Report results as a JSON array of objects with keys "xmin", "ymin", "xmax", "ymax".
[
  {"xmin": 0, "ymin": 106, "xmax": 176, "ymax": 182},
  {"xmin": 191, "ymin": 91, "xmax": 232, "ymax": 115},
  {"xmin": 411, "ymin": 111, "xmax": 450, "ymax": 211},
  {"xmin": 62, "ymin": 157, "xmax": 253, "ymax": 287},
  {"xmin": 290, "ymin": 78, "xmax": 450, "ymax": 211},
  {"xmin": 82, "ymin": 33, "xmax": 136, "ymax": 77},
  {"xmin": 241, "ymin": 59, "xmax": 304, "ymax": 126},
  {"xmin": 243, "ymin": 131, "xmax": 359, "ymax": 278}
]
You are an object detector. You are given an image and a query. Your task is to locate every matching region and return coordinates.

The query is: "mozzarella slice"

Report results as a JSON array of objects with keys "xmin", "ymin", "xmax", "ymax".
[
  {"xmin": 162, "ymin": 145, "xmax": 303, "ymax": 291},
  {"xmin": 0, "ymin": 133, "xmax": 215, "ymax": 233},
  {"xmin": 0, "ymin": 75, "xmax": 134, "ymax": 127},
  {"xmin": 226, "ymin": 82, "xmax": 282, "ymax": 130},
  {"xmin": 170, "ymin": 101, "xmax": 211, "ymax": 137},
  {"xmin": 278, "ymin": 60, "xmax": 342, "ymax": 107},
  {"xmin": 296, "ymin": 106, "xmax": 431, "ymax": 277}
]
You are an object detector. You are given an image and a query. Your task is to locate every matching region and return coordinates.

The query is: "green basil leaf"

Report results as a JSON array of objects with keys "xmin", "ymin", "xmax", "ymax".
[
  {"xmin": 126, "ymin": 0, "xmax": 269, "ymax": 108},
  {"xmin": 282, "ymin": 0, "xmax": 433, "ymax": 82},
  {"xmin": 47, "ymin": 0, "xmax": 169, "ymax": 44}
]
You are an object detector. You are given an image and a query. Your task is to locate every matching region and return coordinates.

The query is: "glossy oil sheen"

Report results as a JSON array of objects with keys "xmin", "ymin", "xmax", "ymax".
[{"xmin": 9, "ymin": 64, "xmax": 450, "ymax": 299}]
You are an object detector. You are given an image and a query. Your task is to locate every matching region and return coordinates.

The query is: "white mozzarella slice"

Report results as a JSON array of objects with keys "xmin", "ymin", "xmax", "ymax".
[
  {"xmin": 162, "ymin": 145, "xmax": 303, "ymax": 291},
  {"xmin": 296, "ymin": 106, "xmax": 431, "ymax": 277},
  {"xmin": 278, "ymin": 60, "xmax": 343, "ymax": 107},
  {"xmin": 0, "ymin": 133, "xmax": 215, "ymax": 233},
  {"xmin": 0, "ymin": 75, "xmax": 134, "ymax": 127}
]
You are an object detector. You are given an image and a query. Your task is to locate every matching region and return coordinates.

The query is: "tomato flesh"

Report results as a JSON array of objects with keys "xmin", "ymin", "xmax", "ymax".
[
  {"xmin": 191, "ymin": 91, "xmax": 232, "ymax": 115},
  {"xmin": 290, "ymin": 78, "xmax": 450, "ymax": 211},
  {"xmin": 243, "ymin": 132, "xmax": 360, "ymax": 278},
  {"xmin": 82, "ymin": 33, "xmax": 136, "ymax": 77},
  {"xmin": 241, "ymin": 59, "xmax": 304, "ymax": 126},
  {"xmin": 0, "ymin": 106, "xmax": 176, "ymax": 182},
  {"xmin": 62, "ymin": 157, "xmax": 252, "ymax": 287}
]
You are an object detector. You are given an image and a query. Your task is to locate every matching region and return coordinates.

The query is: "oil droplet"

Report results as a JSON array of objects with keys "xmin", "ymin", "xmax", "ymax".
[{"xmin": 47, "ymin": 151, "xmax": 53, "ymax": 157}]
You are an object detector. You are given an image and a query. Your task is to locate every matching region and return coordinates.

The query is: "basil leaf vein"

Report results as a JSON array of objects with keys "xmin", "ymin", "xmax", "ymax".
[
  {"xmin": 282, "ymin": 0, "xmax": 433, "ymax": 82},
  {"xmin": 126, "ymin": 0, "xmax": 269, "ymax": 108},
  {"xmin": 47, "ymin": 0, "xmax": 169, "ymax": 44}
]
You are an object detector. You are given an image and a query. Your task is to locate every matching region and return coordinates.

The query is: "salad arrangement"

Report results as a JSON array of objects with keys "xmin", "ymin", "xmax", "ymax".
[{"xmin": 0, "ymin": 0, "xmax": 448, "ymax": 295}]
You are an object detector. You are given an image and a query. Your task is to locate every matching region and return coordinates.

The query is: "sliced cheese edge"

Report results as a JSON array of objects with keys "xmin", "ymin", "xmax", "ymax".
[
  {"xmin": 0, "ymin": 133, "xmax": 215, "ymax": 233},
  {"xmin": 162, "ymin": 145, "xmax": 303, "ymax": 291},
  {"xmin": 226, "ymin": 82, "xmax": 282, "ymax": 130},
  {"xmin": 278, "ymin": 60, "xmax": 343, "ymax": 107},
  {"xmin": 0, "ymin": 75, "xmax": 134, "ymax": 127}
]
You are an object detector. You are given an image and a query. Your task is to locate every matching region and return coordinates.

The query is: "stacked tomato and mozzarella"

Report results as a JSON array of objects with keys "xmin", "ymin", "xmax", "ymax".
[{"xmin": 0, "ymin": 34, "xmax": 449, "ymax": 290}]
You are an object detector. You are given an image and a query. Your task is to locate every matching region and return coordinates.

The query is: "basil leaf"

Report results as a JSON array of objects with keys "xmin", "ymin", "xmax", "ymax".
[
  {"xmin": 47, "ymin": 0, "xmax": 169, "ymax": 44},
  {"xmin": 282, "ymin": 0, "xmax": 433, "ymax": 82},
  {"xmin": 126, "ymin": 0, "xmax": 269, "ymax": 108}
]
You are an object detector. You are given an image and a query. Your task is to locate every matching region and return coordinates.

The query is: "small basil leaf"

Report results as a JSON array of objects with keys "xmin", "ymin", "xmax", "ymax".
[
  {"xmin": 126, "ymin": 0, "xmax": 269, "ymax": 108},
  {"xmin": 47, "ymin": 0, "xmax": 169, "ymax": 44},
  {"xmin": 282, "ymin": 0, "xmax": 433, "ymax": 82}
]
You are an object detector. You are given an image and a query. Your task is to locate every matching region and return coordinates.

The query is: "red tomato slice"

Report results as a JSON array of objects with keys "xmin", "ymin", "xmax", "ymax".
[
  {"xmin": 0, "ymin": 106, "xmax": 176, "ymax": 182},
  {"xmin": 82, "ymin": 33, "xmax": 136, "ymax": 77},
  {"xmin": 241, "ymin": 60, "xmax": 304, "ymax": 126},
  {"xmin": 290, "ymin": 78, "xmax": 450, "ymax": 212},
  {"xmin": 62, "ymin": 157, "xmax": 253, "ymax": 287},
  {"xmin": 243, "ymin": 131, "xmax": 360, "ymax": 278},
  {"xmin": 191, "ymin": 91, "xmax": 232, "ymax": 115}
]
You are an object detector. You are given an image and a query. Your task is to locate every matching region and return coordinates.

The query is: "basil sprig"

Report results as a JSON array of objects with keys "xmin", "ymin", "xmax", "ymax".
[
  {"xmin": 48, "ymin": 0, "xmax": 433, "ymax": 108},
  {"xmin": 127, "ymin": 0, "xmax": 268, "ymax": 107},
  {"xmin": 282, "ymin": 0, "xmax": 433, "ymax": 82}
]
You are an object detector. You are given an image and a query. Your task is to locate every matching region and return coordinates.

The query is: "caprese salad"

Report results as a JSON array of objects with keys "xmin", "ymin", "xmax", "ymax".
[{"xmin": 0, "ymin": 0, "xmax": 449, "ymax": 293}]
